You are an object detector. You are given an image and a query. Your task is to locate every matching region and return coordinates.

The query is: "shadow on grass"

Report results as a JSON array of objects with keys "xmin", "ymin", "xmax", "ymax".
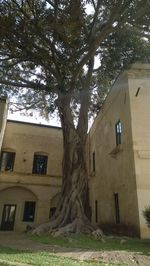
[
  {"xmin": 0, "ymin": 245, "xmax": 122, "ymax": 266},
  {"xmin": 27, "ymin": 233, "xmax": 150, "ymax": 256},
  {"xmin": 0, "ymin": 233, "xmax": 149, "ymax": 266}
]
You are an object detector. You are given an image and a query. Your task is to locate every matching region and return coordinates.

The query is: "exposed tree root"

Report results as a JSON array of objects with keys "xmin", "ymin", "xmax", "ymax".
[
  {"xmin": 31, "ymin": 122, "xmax": 104, "ymax": 239},
  {"xmin": 32, "ymin": 222, "xmax": 52, "ymax": 235},
  {"xmin": 32, "ymin": 217, "xmax": 104, "ymax": 241}
]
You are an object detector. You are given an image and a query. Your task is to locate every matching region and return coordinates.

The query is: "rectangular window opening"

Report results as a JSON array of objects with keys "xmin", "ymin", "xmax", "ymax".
[
  {"xmin": 49, "ymin": 207, "xmax": 56, "ymax": 219},
  {"xmin": 135, "ymin": 87, "xmax": 141, "ymax": 97},
  {"xmin": 32, "ymin": 154, "xmax": 48, "ymax": 175},
  {"xmin": 95, "ymin": 200, "xmax": 98, "ymax": 223},
  {"xmin": 92, "ymin": 151, "xmax": 95, "ymax": 172},
  {"xmin": 1, "ymin": 204, "xmax": 16, "ymax": 231},
  {"xmin": 23, "ymin": 201, "xmax": 36, "ymax": 222},
  {"xmin": 0, "ymin": 151, "xmax": 15, "ymax": 171},
  {"xmin": 115, "ymin": 120, "xmax": 122, "ymax": 146},
  {"xmin": 114, "ymin": 193, "xmax": 120, "ymax": 224}
]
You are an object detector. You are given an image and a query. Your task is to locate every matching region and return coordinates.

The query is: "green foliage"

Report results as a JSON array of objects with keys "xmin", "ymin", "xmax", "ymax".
[
  {"xmin": 0, "ymin": 0, "xmax": 150, "ymax": 120},
  {"xmin": 143, "ymin": 206, "xmax": 150, "ymax": 228}
]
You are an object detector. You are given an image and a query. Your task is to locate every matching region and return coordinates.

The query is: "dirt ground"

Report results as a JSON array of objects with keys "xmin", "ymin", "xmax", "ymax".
[{"xmin": 0, "ymin": 232, "xmax": 149, "ymax": 266}]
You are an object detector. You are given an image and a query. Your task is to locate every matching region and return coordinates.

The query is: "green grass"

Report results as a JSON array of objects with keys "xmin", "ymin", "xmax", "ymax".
[
  {"xmin": 28, "ymin": 233, "xmax": 150, "ymax": 256},
  {"xmin": 0, "ymin": 246, "xmax": 121, "ymax": 266},
  {"xmin": 0, "ymin": 234, "xmax": 149, "ymax": 266}
]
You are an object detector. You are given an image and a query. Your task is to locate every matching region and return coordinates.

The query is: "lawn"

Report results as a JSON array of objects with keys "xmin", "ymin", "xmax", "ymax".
[
  {"xmin": 0, "ymin": 246, "xmax": 122, "ymax": 266},
  {"xmin": 0, "ymin": 234, "xmax": 149, "ymax": 266},
  {"xmin": 28, "ymin": 233, "xmax": 150, "ymax": 256}
]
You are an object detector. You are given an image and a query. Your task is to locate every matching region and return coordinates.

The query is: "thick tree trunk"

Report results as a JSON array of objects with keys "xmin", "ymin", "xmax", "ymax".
[
  {"xmin": 32, "ymin": 59, "xmax": 97, "ymax": 236},
  {"xmin": 50, "ymin": 132, "xmax": 93, "ymax": 236},
  {"xmin": 53, "ymin": 129, "xmax": 91, "ymax": 231},
  {"xmin": 32, "ymin": 94, "xmax": 96, "ymax": 236}
]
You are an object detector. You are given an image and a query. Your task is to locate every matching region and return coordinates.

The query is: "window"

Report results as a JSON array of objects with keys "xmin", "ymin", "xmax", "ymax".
[
  {"xmin": 23, "ymin": 201, "xmax": 36, "ymax": 222},
  {"xmin": 115, "ymin": 120, "xmax": 122, "ymax": 146},
  {"xmin": 32, "ymin": 154, "xmax": 48, "ymax": 175},
  {"xmin": 114, "ymin": 193, "xmax": 120, "ymax": 224},
  {"xmin": 49, "ymin": 207, "xmax": 56, "ymax": 219},
  {"xmin": 95, "ymin": 200, "xmax": 98, "ymax": 223},
  {"xmin": 0, "ymin": 151, "xmax": 15, "ymax": 171},
  {"xmin": 92, "ymin": 151, "xmax": 95, "ymax": 172}
]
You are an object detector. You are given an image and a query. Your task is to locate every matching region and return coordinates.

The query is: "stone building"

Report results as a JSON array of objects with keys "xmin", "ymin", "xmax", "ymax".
[
  {"xmin": 0, "ymin": 101, "xmax": 63, "ymax": 231},
  {"xmin": 88, "ymin": 63, "xmax": 150, "ymax": 239},
  {"xmin": 0, "ymin": 63, "xmax": 150, "ymax": 238}
]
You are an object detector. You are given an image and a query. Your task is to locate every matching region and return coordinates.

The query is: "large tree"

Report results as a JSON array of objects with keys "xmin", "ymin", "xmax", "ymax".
[{"xmin": 0, "ymin": 0, "xmax": 149, "ymax": 235}]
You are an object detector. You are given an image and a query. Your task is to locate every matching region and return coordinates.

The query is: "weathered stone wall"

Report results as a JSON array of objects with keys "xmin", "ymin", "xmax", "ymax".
[
  {"xmin": 128, "ymin": 64, "xmax": 150, "ymax": 238},
  {"xmin": 0, "ymin": 120, "xmax": 63, "ymax": 231},
  {"xmin": 2, "ymin": 121, "xmax": 63, "ymax": 176},
  {"xmin": 88, "ymin": 67, "xmax": 140, "ymax": 236}
]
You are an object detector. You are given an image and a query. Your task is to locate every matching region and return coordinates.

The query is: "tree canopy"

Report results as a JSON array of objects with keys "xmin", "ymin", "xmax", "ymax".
[
  {"xmin": 0, "ymin": 0, "xmax": 149, "ymax": 118},
  {"xmin": 0, "ymin": 0, "xmax": 150, "ymax": 235}
]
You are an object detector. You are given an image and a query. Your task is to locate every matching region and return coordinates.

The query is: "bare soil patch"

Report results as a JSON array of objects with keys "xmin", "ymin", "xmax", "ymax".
[{"xmin": 0, "ymin": 232, "xmax": 149, "ymax": 265}]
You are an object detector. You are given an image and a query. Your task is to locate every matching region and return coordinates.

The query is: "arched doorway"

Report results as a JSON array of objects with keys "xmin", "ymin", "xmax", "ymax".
[{"xmin": 0, "ymin": 186, "xmax": 37, "ymax": 231}]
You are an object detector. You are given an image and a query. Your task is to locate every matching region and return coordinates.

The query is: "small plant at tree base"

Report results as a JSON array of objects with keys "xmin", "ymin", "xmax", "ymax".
[{"xmin": 143, "ymin": 206, "xmax": 150, "ymax": 228}]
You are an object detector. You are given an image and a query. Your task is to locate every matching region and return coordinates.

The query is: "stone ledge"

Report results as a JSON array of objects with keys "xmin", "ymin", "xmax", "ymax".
[{"xmin": 137, "ymin": 150, "xmax": 150, "ymax": 159}]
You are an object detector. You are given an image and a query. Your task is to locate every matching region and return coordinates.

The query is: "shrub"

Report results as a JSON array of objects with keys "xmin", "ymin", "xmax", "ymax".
[{"xmin": 143, "ymin": 206, "xmax": 150, "ymax": 228}]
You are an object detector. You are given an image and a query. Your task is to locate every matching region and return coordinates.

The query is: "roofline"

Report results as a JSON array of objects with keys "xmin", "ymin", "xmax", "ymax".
[
  {"xmin": 7, "ymin": 119, "xmax": 62, "ymax": 130},
  {"xmin": 88, "ymin": 62, "xmax": 150, "ymax": 134}
]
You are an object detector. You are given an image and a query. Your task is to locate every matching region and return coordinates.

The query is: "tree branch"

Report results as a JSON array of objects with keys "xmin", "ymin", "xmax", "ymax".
[
  {"xmin": 0, "ymin": 78, "xmax": 48, "ymax": 91},
  {"xmin": 77, "ymin": 57, "xmax": 94, "ymax": 136},
  {"xmin": 91, "ymin": 0, "xmax": 96, "ymax": 11}
]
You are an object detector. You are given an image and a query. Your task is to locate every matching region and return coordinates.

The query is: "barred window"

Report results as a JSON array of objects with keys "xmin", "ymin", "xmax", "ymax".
[
  {"xmin": 0, "ymin": 151, "xmax": 15, "ymax": 171},
  {"xmin": 32, "ymin": 154, "xmax": 48, "ymax": 175}
]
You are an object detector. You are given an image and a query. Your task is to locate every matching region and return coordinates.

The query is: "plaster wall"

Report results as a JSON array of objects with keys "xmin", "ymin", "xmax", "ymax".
[
  {"xmin": 128, "ymin": 64, "xmax": 150, "ymax": 238},
  {"xmin": 0, "ymin": 120, "xmax": 63, "ymax": 231},
  {"xmin": 0, "ymin": 181, "xmax": 61, "ymax": 231},
  {"xmin": 1, "ymin": 121, "xmax": 63, "ymax": 176},
  {"xmin": 88, "ymin": 70, "xmax": 140, "ymax": 235}
]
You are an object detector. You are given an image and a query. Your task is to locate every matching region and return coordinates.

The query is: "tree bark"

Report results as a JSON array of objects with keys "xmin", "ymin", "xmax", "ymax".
[{"xmin": 32, "ymin": 93, "xmax": 95, "ymax": 236}]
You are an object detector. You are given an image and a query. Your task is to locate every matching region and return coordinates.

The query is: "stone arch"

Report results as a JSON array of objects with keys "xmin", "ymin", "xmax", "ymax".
[
  {"xmin": 0, "ymin": 185, "xmax": 38, "ymax": 200},
  {"xmin": 0, "ymin": 186, "xmax": 38, "ymax": 231}
]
